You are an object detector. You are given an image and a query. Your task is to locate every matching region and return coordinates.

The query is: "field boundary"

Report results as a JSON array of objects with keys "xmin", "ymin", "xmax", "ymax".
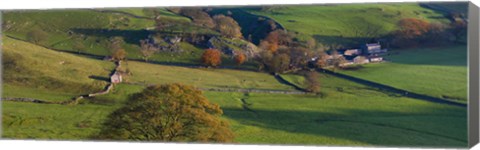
[{"xmin": 125, "ymin": 82, "xmax": 306, "ymax": 94}]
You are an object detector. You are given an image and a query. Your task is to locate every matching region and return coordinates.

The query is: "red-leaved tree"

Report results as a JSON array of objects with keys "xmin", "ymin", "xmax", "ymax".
[{"xmin": 201, "ymin": 49, "xmax": 222, "ymax": 67}]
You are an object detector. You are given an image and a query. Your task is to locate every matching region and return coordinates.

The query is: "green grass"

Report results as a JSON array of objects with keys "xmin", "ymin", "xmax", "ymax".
[
  {"xmin": 246, "ymin": 3, "xmax": 451, "ymax": 46},
  {"xmin": 339, "ymin": 46, "xmax": 467, "ymax": 102},
  {"xmin": 2, "ymin": 101, "xmax": 114, "ymax": 140},
  {"xmin": 202, "ymin": 73, "xmax": 467, "ymax": 147},
  {"xmin": 124, "ymin": 61, "xmax": 294, "ymax": 90},
  {"xmin": 2, "ymin": 37, "xmax": 114, "ymax": 101},
  {"xmin": 1, "ymin": 83, "xmax": 144, "ymax": 140},
  {"xmin": 3, "ymin": 77, "xmax": 467, "ymax": 147},
  {"xmin": 108, "ymin": 8, "xmax": 191, "ymax": 22},
  {"xmin": 205, "ymin": 92, "xmax": 466, "ymax": 147}
]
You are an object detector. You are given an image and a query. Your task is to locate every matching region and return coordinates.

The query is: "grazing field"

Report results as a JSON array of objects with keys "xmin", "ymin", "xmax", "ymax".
[
  {"xmin": 2, "ymin": 37, "xmax": 114, "ymax": 101},
  {"xmin": 3, "ymin": 76, "xmax": 467, "ymax": 147},
  {"xmin": 2, "ymin": 101, "xmax": 113, "ymax": 139},
  {"xmin": 339, "ymin": 46, "xmax": 467, "ymax": 102},
  {"xmin": 125, "ymin": 61, "xmax": 294, "ymax": 90},
  {"xmin": 246, "ymin": 3, "xmax": 450, "ymax": 46}
]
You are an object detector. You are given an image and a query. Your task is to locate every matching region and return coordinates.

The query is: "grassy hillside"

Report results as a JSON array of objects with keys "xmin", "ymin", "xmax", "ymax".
[
  {"xmin": 2, "ymin": 37, "xmax": 114, "ymax": 101},
  {"xmin": 339, "ymin": 46, "xmax": 467, "ymax": 102},
  {"xmin": 1, "ymin": 83, "xmax": 145, "ymax": 139},
  {"xmin": 3, "ymin": 9, "xmax": 154, "ymax": 56},
  {"xmin": 246, "ymin": 3, "xmax": 452, "ymax": 46}
]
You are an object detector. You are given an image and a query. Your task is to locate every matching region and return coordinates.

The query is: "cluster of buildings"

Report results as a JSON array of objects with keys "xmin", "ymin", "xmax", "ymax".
[{"xmin": 313, "ymin": 42, "xmax": 388, "ymax": 67}]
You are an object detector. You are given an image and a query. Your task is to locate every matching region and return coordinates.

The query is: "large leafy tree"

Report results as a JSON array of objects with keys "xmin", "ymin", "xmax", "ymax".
[{"xmin": 96, "ymin": 83, "xmax": 234, "ymax": 142}]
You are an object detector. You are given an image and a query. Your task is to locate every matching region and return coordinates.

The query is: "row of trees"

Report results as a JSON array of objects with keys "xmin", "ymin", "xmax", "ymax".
[
  {"xmin": 200, "ymin": 48, "xmax": 246, "ymax": 67},
  {"xmin": 255, "ymin": 29, "xmax": 319, "ymax": 74},
  {"xmin": 158, "ymin": 8, "xmax": 243, "ymax": 39},
  {"xmin": 390, "ymin": 17, "xmax": 467, "ymax": 48}
]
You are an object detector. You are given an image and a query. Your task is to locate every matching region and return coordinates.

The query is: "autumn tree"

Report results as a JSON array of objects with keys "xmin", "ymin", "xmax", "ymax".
[
  {"xmin": 139, "ymin": 39, "xmax": 157, "ymax": 62},
  {"xmin": 96, "ymin": 83, "xmax": 234, "ymax": 142},
  {"xmin": 330, "ymin": 50, "xmax": 347, "ymax": 71},
  {"xmin": 255, "ymin": 50, "xmax": 273, "ymax": 71},
  {"xmin": 392, "ymin": 18, "xmax": 432, "ymax": 47},
  {"xmin": 259, "ymin": 30, "xmax": 280, "ymax": 52},
  {"xmin": 270, "ymin": 53, "xmax": 290, "ymax": 74},
  {"xmin": 398, "ymin": 18, "xmax": 430, "ymax": 39},
  {"xmin": 449, "ymin": 19, "xmax": 467, "ymax": 43},
  {"xmin": 108, "ymin": 36, "xmax": 125, "ymax": 51},
  {"xmin": 27, "ymin": 29, "xmax": 48, "ymax": 44},
  {"xmin": 178, "ymin": 8, "xmax": 215, "ymax": 28},
  {"xmin": 315, "ymin": 52, "xmax": 330, "ymax": 68},
  {"xmin": 304, "ymin": 71, "xmax": 320, "ymax": 94},
  {"xmin": 201, "ymin": 49, "xmax": 222, "ymax": 67},
  {"xmin": 111, "ymin": 49, "xmax": 127, "ymax": 61},
  {"xmin": 234, "ymin": 52, "xmax": 246, "ymax": 66},
  {"xmin": 306, "ymin": 37, "xmax": 316, "ymax": 50},
  {"xmin": 289, "ymin": 47, "xmax": 313, "ymax": 69},
  {"xmin": 213, "ymin": 15, "xmax": 243, "ymax": 38}
]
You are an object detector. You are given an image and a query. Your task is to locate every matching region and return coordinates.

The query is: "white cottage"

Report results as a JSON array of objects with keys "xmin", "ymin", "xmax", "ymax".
[{"xmin": 111, "ymin": 72, "xmax": 122, "ymax": 83}]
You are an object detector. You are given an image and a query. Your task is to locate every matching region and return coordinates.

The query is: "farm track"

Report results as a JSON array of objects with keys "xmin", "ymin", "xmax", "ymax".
[{"xmin": 317, "ymin": 68, "xmax": 467, "ymax": 107}]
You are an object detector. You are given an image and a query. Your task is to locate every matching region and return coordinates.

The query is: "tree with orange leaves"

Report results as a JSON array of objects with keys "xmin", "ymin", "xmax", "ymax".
[
  {"xmin": 201, "ymin": 49, "xmax": 222, "ymax": 67},
  {"xmin": 259, "ymin": 30, "xmax": 280, "ymax": 52},
  {"xmin": 398, "ymin": 18, "xmax": 431, "ymax": 39},
  {"xmin": 234, "ymin": 52, "xmax": 246, "ymax": 66},
  {"xmin": 393, "ymin": 18, "xmax": 434, "ymax": 48}
]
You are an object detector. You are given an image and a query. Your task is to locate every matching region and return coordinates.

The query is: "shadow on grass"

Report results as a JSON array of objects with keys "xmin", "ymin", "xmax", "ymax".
[
  {"xmin": 221, "ymin": 106, "xmax": 467, "ymax": 147},
  {"xmin": 71, "ymin": 28, "xmax": 151, "ymax": 45},
  {"xmin": 89, "ymin": 75, "xmax": 110, "ymax": 82}
]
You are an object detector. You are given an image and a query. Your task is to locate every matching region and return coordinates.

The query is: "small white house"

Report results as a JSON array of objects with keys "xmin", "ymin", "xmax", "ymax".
[{"xmin": 111, "ymin": 73, "xmax": 122, "ymax": 83}]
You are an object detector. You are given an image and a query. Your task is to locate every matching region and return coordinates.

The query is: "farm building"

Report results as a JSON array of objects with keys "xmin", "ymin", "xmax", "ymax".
[
  {"xmin": 111, "ymin": 72, "xmax": 122, "ymax": 83},
  {"xmin": 343, "ymin": 49, "xmax": 362, "ymax": 56},
  {"xmin": 362, "ymin": 43, "xmax": 387, "ymax": 54},
  {"xmin": 354, "ymin": 56, "xmax": 369, "ymax": 64},
  {"xmin": 369, "ymin": 56, "xmax": 383, "ymax": 62}
]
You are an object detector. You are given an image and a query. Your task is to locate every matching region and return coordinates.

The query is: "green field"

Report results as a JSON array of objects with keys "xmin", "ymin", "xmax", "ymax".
[
  {"xmin": 247, "ymin": 3, "xmax": 451, "ymax": 46},
  {"xmin": 3, "ymin": 75, "xmax": 467, "ymax": 147},
  {"xmin": 339, "ymin": 46, "xmax": 467, "ymax": 102},
  {"xmin": 125, "ymin": 61, "xmax": 294, "ymax": 90},
  {"xmin": 2, "ymin": 37, "xmax": 114, "ymax": 101}
]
